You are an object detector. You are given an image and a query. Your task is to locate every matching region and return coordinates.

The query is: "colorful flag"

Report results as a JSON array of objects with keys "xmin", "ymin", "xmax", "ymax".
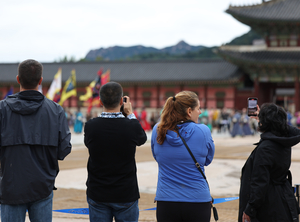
[
  {"xmin": 59, "ymin": 69, "xmax": 77, "ymax": 106},
  {"xmin": 101, "ymin": 69, "xmax": 110, "ymax": 85},
  {"xmin": 79, "ymin": 80, "xmax": 96, "ymax": 102},
  {"xmin": 46, "ymin": 68, "xmax": 62, "ymax": 100},
  {"xmin": 3, "ymin": 86, "xmax": 13, "ymax": 99},
  {"xmin": 79, "ymin": 68, "xmax": 102, "ymax": 102},
  {"xmin": 86, "ymin": 68, "xmax": 103, "ymax": 113}
]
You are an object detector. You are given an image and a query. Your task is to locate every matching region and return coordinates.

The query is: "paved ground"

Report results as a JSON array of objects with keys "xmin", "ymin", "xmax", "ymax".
[{"xmin": 25, "ymin": 129, "xmax": 300, "ymax": 222}]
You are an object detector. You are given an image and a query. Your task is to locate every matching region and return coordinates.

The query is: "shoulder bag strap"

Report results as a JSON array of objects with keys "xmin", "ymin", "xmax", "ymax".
[
  {"xmin": 177, "ymin": 131, "xmax": 208, "ymax": 182},
  {"xmin": 177, "ymin": 130, "xmax": 219, "ymax": 221}
]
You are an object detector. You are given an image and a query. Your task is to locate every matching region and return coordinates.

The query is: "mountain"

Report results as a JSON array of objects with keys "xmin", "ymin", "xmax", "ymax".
[
  {"xmin": 85, "ymin": 41, "xmax": 204, "ymax": 61},
  {"xmin": 160, "ymin": 40, "xmax": 203, "ymax": 55},
  {"xmin": 81, "ymin": 31, "xmax": 263, "ymax": 62},
  {"xmin": 85, "ymin": 45, "xmax": 159, "ymax": 61}
]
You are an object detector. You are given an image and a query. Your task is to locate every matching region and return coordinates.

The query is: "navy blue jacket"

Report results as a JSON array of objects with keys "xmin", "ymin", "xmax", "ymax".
[{"xmin": 0, "ymin": 90, "xmax": 72, "ymax": 204}]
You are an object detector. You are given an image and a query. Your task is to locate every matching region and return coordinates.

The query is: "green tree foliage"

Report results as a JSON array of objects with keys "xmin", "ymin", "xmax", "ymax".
[
  {"xmin": 55, "ymin": 55, "xmax": 77, "ymax": 63},
  {"xmin": 226, "ymin": 29, "xmax": 262, "ymax": 45},
  {"xmin": 127, "ymin": 47, "xmax": 220, "ymax": 61}
]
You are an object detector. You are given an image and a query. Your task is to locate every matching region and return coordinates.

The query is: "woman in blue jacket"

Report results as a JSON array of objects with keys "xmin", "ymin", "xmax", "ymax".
[{"xmin": 151, "ymin": 91, "xmax": 215, "ymax": 222}]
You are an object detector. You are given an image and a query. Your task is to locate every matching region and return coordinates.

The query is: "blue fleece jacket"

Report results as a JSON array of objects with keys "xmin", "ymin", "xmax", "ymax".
[{"xmin": 151, "ymin": 121, "xmax": 215, "ymax": 203}]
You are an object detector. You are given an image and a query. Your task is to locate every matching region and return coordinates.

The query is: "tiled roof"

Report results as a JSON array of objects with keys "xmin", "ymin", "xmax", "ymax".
[
  {"xmin": 218, "ymin": 50, "xmax": 300, "ymax": 65},
  {"xmin": 0, "ymin": 60, "xmax": 241, "ymax": 85},
  {"xmin": 227, "ymin": 0, "xmax": 300, "ymax": 22}
]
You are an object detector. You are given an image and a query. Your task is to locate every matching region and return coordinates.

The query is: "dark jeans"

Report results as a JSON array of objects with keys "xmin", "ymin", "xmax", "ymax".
[
  {"xmin": 1, "ymin": 192, "xmax": 53, "ymax": 222},
  {"xmin": 156, "ymin": 201, "xmax": 211, "ymax": 222},
  {"xmin": 87, "ymin": 196, "xmax": 139, "ymax": 222}
]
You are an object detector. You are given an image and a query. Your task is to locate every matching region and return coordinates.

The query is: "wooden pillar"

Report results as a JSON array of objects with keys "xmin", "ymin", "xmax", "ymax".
[
  {"xmin": 203, "ymin": 85, "xmax": 207, "ymax": 108},
  {"xmin": 265, "ymin": 37, "xmax": 270, "ymax": 47},
  {"xmin": 295, "ymin": 74, "xmax": 300, "ymax": 112},
  {"xmin": 233, "ymin": 86, "xmax": 237, "ymax": 109},
  {"xmin": 134, "ymin": 85, "xmax": 138, "ymax": 108},
  {"xmin": 68, "ymin": 97, "xmax": 72, "ymax": 108},
  {"xmin": 156, "ymin": 84, "xmax": 160, "ymax": 109},
  {"xmin": 180, "ymin": 84, "xmax": 184, "ymax": 92}
]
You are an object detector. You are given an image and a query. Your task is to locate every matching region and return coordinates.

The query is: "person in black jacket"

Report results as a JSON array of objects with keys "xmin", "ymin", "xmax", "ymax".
[
  {"xmin": 0, "ymin": 59, "xmax": 72, "ymax": 222},
  {"xmin": 239, "ymin": 103, "xmax": 300, "ymax": 222},
  {"xmin": 84, "ymin": 82, "xmax": 147, "ymax": 222}
]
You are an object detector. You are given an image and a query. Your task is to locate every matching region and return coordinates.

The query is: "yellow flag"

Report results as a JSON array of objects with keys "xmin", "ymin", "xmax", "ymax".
[
  {"xmin": 59, "ymin": 69, "xmax": 76, "ymax": 106},
  {"xmin": 79, "ymin": 80, "xmax": 96, "ymax": 101}
]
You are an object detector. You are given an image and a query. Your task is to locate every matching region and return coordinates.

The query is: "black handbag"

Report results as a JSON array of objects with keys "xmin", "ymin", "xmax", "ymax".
[{"xmin": 177, "ymin": 131, "xmax": 219, "ymax": 221}]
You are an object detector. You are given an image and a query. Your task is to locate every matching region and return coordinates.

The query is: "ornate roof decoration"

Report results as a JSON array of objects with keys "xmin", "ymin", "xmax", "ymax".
[
  {"xmin": 227, "ymin": 0, "xmax": 300, "ymax": 22},
  {"xmin": 218, "ymin": 49, "xmax": 300, "ymax": 65}
]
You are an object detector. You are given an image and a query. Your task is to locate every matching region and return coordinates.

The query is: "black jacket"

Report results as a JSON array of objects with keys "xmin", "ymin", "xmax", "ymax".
[
  {"xmin": 239, "ymin": 126, "xmax": 300, "ymax": 222},
  {"xmin": 0, "ymin": 90, "xmax": 72, "ymax": 204},
  {"xmin": 84, "ymin": 116, "xmax": 147, "ymax": 203}
]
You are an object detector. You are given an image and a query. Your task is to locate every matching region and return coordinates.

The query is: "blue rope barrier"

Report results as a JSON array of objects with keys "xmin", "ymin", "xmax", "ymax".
[
  {"xmin": 53, "ymin": 197, "xmax": 239, "ymax": 214},
  {"xmin": 213, "ymin": 196, "xmax": 239, "ymax": 204},
  {"xmin": 53, "ymin": 208, "xmax": 89, "ymax": 214}
]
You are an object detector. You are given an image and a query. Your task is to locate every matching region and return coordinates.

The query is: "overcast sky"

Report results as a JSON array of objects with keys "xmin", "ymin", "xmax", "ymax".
[{"xmin": 0, "ymin": 0, "xmax": 264, "ymax": 63}]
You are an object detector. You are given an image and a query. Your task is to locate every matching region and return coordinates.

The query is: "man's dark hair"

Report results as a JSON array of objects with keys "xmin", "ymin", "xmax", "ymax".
[
  {"xmin": 99, "ymin": 82, "xmax": 123, "ymax": 109},
  {"xmin": 258, "ymin": 103, "xmax": 288, "ymax": 137},
  {"xmin": 18, "ymin": 59, "xmax": 43, "ymax": 89}
]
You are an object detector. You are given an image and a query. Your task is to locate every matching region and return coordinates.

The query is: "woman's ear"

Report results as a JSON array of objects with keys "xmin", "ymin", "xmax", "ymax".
[{"xmin": 187, "ymin": 107, "xmax": 192, "ymax": 118}]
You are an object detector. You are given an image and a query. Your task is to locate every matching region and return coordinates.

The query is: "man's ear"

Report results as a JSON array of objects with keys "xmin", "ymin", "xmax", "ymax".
[
  {"xmin": 38, "ymin": 77, "xmax": 43, "ymax": 85},
  {"xmin": 16, "ymin": 75, "xmax": 21, "ymax": 84},
  {"xmin": 120, "ymin": 97, "xmax": 123, "ymax": 105},
  {"xmin": 99, "ymin": 99, "xmax": 103, "ymax": 106}
]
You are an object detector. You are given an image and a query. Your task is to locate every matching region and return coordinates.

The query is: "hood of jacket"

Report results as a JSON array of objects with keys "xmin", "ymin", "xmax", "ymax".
[
  {"xmin": 5, "ymin": 90, "xmax": 45, "ymax": 115},
  {"xmin": 165, "ymin": 121, "xmax": 196, "ymax": 146},
  {"xmin": 260, "ymin": 126, "xmax": 300, "ymax": 147}
]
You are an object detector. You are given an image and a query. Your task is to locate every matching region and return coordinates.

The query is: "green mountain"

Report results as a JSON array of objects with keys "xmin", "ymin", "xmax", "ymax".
[
  {"xmin": 58, "ymin": 30, "xmax": 263, "ymax": 62},
  {"xmin": 84, "ymin": 40, "xmax": 204, "ymax": 61},
  {"xmin": 126, "ymin": 30, "xmax": 263, "ymax": 61}
]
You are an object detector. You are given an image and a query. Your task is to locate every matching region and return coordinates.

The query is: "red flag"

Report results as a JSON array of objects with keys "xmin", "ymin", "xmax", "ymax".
[
  {"xmin": 85, "ymin": 68, "xmax": 103, "ymax": 114},
  {"xmin": 101, "ymin": 70, "xmax": 110, "ymax": 85}
]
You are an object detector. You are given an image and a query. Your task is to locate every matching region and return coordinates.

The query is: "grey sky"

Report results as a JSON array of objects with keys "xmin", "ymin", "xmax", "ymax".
[{"xmin": 0, "ymin": 0, "xmax": 263, "ymax": 62}]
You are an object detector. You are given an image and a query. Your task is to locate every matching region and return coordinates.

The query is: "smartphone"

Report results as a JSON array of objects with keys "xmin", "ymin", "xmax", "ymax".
[
  {"xmin": 247, "ymin": 97, "xmax": 258, "ymax": 116},
  {"xmin": 123, "ymin": 97, "xmax": 127, "ymax": 103}
]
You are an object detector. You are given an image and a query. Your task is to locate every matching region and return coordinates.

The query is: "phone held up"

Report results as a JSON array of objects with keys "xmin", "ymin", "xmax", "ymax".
[
  {"xmin": 247, "ymin": 97, "xmax": 258, "ymax": 116},
  {"xmin": 120, "ymin": 97, "xmax": 127, "ymax": 117}
]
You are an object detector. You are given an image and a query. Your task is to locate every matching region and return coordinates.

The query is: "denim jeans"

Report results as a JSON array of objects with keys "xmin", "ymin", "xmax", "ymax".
[
  {"xmin": 87, "ymin": 196, "xmax": 139, "ymax": 222},
  {"xmin": 1, "ymin": 191, "xmax": 53, "ymax": 222}
]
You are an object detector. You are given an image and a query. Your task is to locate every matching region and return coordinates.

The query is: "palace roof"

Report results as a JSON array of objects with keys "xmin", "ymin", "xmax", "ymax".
[
  {"xmin": 218, "ymin": 49, "xmax": 300, "ymax": 65},
  {"xmin": 227, "ymin": 0, "xmax": 300, "ymax": 22},
  {"xmin": 0, "ymin": 60, "xmax": 242, "ymax": 86}
]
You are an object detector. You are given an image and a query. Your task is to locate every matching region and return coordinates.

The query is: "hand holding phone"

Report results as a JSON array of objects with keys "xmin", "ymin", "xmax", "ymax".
[
  {"xmin": 122, "ymin": 96, "xmax": 132, "ymax": 116},
  {"xmin": 247, "ymin": 97, "xmax": 258, "ymax": 116}
]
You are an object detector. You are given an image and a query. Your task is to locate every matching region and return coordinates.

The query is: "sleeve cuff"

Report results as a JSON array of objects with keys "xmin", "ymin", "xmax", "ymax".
[{"xmin": 244, "ymin": 203, "xmax": 257, "ymax": 218}]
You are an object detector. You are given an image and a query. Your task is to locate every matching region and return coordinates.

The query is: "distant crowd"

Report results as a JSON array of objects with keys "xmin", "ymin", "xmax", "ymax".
[{"xmin": 64, "ymin": 106, "xmax": 300, "ymax": 139}]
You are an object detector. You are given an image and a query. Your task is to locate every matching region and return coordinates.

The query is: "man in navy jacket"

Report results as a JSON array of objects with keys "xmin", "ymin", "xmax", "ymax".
[
  {"xmin": 0, "ymin": 59, "xmax": 72, "ymax": 221},
  {"xmin": 84, "ymin": 82, "xmax": 147, "ymax": 222}
]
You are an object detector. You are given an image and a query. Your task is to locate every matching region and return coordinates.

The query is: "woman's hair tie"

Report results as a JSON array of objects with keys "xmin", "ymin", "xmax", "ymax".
[{"xmin": 173, "ymin": 96, "xmax": 176, "ymax": 101}]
